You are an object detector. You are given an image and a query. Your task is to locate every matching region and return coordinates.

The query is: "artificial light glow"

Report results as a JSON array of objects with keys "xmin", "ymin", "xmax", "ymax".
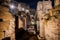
[
  {"xmin": 9, "ymin": 4, "xmax": 15, "ymax": 9},
  {"xmin": 22, "ymin": 8, "xmax": 25, "ymax": 11},
  {"xmin": 26, "ymin": 9, "xmax": 29, "ymax": 13}
]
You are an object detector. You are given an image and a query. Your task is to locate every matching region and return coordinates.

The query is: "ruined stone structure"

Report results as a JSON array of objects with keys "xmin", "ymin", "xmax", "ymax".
[
  {"xmin": 0, "ymin": 0, "xmax": 60, "ymax": 40},
  {"xmin": 37, "ymin": 0, "xmax": 60, "ymax": 40},
  {"xmin": 17, "ymin": 3, "xmax": 30, "ymax": 30},
  {"xmin": 44, "ymin": 0, "xmax": 60, "ymax": 40},
  {"xmin": 37, "ymin": 0, "xmax": 52, "ymax": 40},
  {"xmin": 0, "ymin": 5, "xmax": 15, "ymax": 40}
]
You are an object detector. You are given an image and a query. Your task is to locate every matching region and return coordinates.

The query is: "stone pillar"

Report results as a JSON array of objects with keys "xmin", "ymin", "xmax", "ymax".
[
  {"xmin": 37, "ymin": 2, "xmax": 45, "ymax": 39},
  {"xmin": 18, "ymin": 17, "xmax": 23, "ymax": 29}
]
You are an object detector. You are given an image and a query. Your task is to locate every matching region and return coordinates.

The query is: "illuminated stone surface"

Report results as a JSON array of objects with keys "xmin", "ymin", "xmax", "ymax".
[
  {"xmin": 0, "ymin": 5, "xmax": 15, "ymax": 40},
  {"xmin": 37, "ymin": 1, "xmax": 52, "ymax": 40}
]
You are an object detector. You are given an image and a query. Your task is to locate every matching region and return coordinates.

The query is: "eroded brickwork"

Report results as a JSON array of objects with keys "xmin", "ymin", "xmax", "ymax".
[
  {"xmin": 37, "ymin": 1, "xmax": 52, "ymax": 40},
  {"xmin": 0, "ymin": 5, "xmax": 15, "ymax": 40}
]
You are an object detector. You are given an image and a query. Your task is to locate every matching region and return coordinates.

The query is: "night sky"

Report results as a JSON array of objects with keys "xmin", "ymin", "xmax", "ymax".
[{"xmin": 15, "ymin": 0, "xmax": 54, "ymax": 9}]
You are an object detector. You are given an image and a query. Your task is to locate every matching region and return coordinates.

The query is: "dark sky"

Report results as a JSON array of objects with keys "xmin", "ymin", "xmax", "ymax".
[{"xmin": 15, "ymin": 0, "xmax": 54, "ymax": 9}]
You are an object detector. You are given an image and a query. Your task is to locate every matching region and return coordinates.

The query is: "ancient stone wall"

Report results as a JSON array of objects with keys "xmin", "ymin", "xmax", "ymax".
[
  {"xmin": 44, "ymin": 18, "xmax": 58, "ymax": 40},
  {"xmin": 0, "ymin": 5, "xmax": 15, "ymax": 40},
  {"xmin": 37, "ymin": 1, "xmax": 52, "ymax": 40},
  {"xmin": 43, "ymin": 8, "xmax": 60, "ymax": 40}
]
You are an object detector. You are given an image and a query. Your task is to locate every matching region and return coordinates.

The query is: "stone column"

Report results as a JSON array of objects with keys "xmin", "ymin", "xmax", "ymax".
[
  {"xmin": 18, "ymin": 17, "xmax": 23, "ymax": 29},
  {"xmin": 37, "ymin": 2, "xmax": 45, "ymax": 39}
]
